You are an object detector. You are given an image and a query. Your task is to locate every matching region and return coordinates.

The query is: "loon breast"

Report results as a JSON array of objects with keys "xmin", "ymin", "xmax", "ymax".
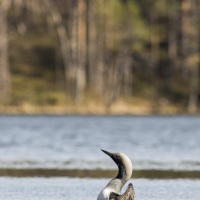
[{"xmin": 97, "ymin": 188, "xmax": 114, "ymax": 200}]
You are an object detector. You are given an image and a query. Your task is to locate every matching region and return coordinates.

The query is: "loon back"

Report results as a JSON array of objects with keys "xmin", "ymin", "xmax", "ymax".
[{"xmin": 111, "ymin": 183, "xmax": 135, "ymax": 200}]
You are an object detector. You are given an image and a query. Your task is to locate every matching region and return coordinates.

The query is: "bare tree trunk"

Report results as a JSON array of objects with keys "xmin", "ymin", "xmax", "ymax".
[
  {"xmin": 85, "ymin": 0, "xmax": 90, "ymax": 87},
  {"xmin": 0, "ymin": 0, "xmax": 12, "ymax": 103},
  {"xmin": 150, "ymin": 7, "xmax": 159, "ymax": 71},
  {"xmin": 76, "ymin": 0, "xmax": 86, "ymax": 103},
  {"xmin": 43, "ymin": 0, "xmax": 70, "ymax": 77},
  {"xmin": 102, "ymin": 0, "xmax": 117, "ymax": 106},
  {"xmin": 121, "ymin": 51, "xmax": 133, "ymax": 98},
  {"xmin": 86, "ymin": 0, "xmax": 95, "ymax": 89},
  {"xmin": 180, "ymin": 0, "xmax": 200, "ymax": 113},
  {"xmin": 41, "ymin": 0, "xmax": 80, "ymax": 103},
  {"xmin": 55, "ymin": 41, "xmax": 65, "ymax": 91},
  {"xmin": 188, "ymin": 0, "xmax": 200, "ymax": 113},
  {"xmin": 168, "ymin": 13, "xmax": 177, "ymax": 65},
  {"xmin": 181, "ymin": 0, "xmax": 190, "ymax": 75},
  {"xmin": 189, "ymin": 65, "xmax": 199, "ymax": 113},
  {"xmin": 167, "ymin": 3, "xmax": 178, "ymax": 89},
  {"xmin": 92, "ymin": 0, "xmax": 106, "ymax": 94},
  {"xmin": 70, "ymin": 0, "xmax": 79, "ymax": 100},
  {"xmin": 104, "ymin": 49, "xmax": 132, "ymax": 107},
  {"xmin": 70, "ymin": 0, "xmax": 86, "ymax": 103}
]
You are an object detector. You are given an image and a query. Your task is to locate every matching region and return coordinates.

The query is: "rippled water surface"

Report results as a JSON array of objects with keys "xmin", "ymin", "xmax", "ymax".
[
  {"xmin": 0, "ymin": 115, "xmax": 200, "ymax": 170},
  {"xmin": 0, "ymin": 178, "xmax": 200, "ymax": 200}
]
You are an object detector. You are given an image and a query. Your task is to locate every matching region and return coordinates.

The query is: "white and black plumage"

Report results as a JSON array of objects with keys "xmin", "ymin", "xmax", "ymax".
[{"xmin": 97, "ymin": 150, "xmax": 135, "ymax": 200}]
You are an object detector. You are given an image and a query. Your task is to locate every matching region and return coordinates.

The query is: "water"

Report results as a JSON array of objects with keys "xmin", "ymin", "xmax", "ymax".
[
  {"xmin": 0, "ymin": 115, "xmax": 200, "ymax": 170},
  {"xmin": 0, "ymin": 177, "xmax": 200, "ymax": 200},
  {"xmin": 0, "ymin": 115, "xmax": 200, "ymax": 199}
]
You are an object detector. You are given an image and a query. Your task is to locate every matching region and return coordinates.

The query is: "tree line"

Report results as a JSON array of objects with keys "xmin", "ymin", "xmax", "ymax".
[{"xmin": 0, "ymin": 0, "xmax": 200, "ymax": 113}]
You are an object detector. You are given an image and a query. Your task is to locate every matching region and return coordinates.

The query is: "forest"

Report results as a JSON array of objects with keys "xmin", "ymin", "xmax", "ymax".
[{"xmin": 0, "ymin": 0, "xmax": 200, "ymax": 114}]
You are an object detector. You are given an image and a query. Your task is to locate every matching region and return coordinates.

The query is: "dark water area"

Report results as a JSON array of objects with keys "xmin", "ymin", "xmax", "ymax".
[
  {"xmin": 0, "ymin": 115, "xmax": 200, "ymax": 178},
  {"xmin": 0, "ymin": 168, "xmax": 200, "ymax": 179}
]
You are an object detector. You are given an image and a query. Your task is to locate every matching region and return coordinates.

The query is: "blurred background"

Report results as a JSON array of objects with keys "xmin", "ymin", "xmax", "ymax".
[
  {"xmin": 0, "ymin": 0, "xmax": 200, "ymax": 114},
  {"xmin": 1, "ymin": 1, "xmax": 200, "ymax": 199}
]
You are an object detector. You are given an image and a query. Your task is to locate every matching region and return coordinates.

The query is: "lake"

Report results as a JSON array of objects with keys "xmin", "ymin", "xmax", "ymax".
[
  {"xmin": 0, "ymin": 115, "xmax": 200, "ymax": 170},
  {"xmin": 0, "ymin": 115, "xmax": 200, "ymax": 199}
]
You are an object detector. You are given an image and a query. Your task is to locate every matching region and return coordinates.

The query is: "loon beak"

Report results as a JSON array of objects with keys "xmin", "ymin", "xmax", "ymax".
[
  {"xmin": 101, "ymin": 149, "xmax": 112, "ymax": 156},
  {"xmin": 101, "ymin": 149, "xmax": 116, "ymax": 161}
]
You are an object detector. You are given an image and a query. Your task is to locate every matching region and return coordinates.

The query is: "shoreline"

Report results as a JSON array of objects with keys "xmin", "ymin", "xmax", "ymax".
[{"xmin": 0, "ymin": 101, "xmax": 192, "ymax": 115}]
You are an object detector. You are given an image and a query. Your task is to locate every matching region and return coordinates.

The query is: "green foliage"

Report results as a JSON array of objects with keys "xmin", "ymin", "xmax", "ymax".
[{"xmin": 111, "ymin": 0, "xmax": 150, "ymax": 50}]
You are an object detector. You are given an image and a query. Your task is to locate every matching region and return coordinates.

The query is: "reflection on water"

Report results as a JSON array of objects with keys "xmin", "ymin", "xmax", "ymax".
[
  {"xmin": 0, "ymin": 115, "xmax": 200, "ymax": 170},
  {"xmin": 0, "ymin": 177, "xmax": 200, "ymax": 200}
]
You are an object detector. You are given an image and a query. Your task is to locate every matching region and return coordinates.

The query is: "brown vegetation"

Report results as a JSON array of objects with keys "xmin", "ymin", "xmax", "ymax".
[{"xmin": 0, "ymin": 0, "xmax": 200, "ymax": 114}]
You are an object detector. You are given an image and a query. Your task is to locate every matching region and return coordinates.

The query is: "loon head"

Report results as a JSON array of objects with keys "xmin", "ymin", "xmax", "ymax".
[{"xmin": 101, "ymin": 149, "xmax": 132, "ymax": 182}]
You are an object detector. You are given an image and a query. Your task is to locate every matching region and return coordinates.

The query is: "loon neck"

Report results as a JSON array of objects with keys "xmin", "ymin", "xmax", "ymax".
[
  {"xmin": 116, "ymin": 165, "xmax": 127, "ymax": 183},
  {"xmin": 107, "ymin": 178, "xmax": 124, "ymax": 194}
]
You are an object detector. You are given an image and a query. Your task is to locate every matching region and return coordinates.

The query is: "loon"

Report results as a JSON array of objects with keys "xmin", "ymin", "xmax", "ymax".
[{"xmin": 97, "ymin": 150, "xmax": 135, "ymax": 200}]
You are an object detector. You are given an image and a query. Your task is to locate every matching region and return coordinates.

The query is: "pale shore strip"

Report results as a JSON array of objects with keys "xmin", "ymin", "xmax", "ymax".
[{"xmin": 0, "ymin": 100, "xmax": 185, "ymax": 115}]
